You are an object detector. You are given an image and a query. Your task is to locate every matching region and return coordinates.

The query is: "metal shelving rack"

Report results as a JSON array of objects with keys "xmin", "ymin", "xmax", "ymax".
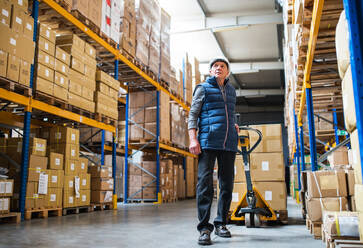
[{"xmin": 292, "ymin": 0, "xmax": 363, "ymax": 189}]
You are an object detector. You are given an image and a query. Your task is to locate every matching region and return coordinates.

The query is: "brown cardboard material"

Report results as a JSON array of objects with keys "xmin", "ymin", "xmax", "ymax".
[
  {"xmin": 55, "ymin": 46, "xmax": 70, "ymax": 66},
  {"xmin": 49, "ymin": 152, "xmax": 64, "ymax": 170},
  {"xmin": 0, "ymin": 50, "xmax": 7, "ymax": 77},
  {"xmin": 229, "ymin": 182, "xmax": 246, "ymax": 211},
  {"xmin": 55, "ymin": 59, "xmax": 69, "ymax": 76},
  {"xmin": 307, "ymin": 170, "xmax": 348, "ymax": 198},
  {"xmin": 81, "ymin": 86, "xmax": 94, "ymax": 101},
  {"xmin": 54, "ymin": 71, "xmax": 68, "ymax": 89},
  {"xmin": 91, "ymin": 190, "xmax": 113, "ymax": 203},
  {"xmin": 128, "ymin": 187, "xmax": 142, "ymax": 199},
  {"xmin": 128, "ymin": 175, "xmax": 142, "ymax": 187},
  {"xmin": 64, "ymin": 159, "xmax": 79, "ymax": 175},
  {"xmin": 351, "ymin": 129, "xmax": 363, "ymax": 184},
  {"xmin": 253, "ymin": 181, "xmax": 287, "ymax": 211},
  {"xmin": 48, "ymin": 169, "xmax": 64, "ymax": 188},
  {"xmin": 6, "ymin": 54, "xmax": 20, "ymax": 82},
  {"xmin": 91, "ymin": 177, "xmax": 114, "ymax": 191},
  {"xmin": 10, "ymin": 6, "xmax": 24, "ymax": 33},
  {"xmin": 56, "ymin": 34, "xmax": 85, "ymax": 52},
  {"xmin": 0, "ymin": 24, "xmax": 18, "ymax": 55},
  {"xmin": 79, "ymin": 158, "xmax": 88, "ymax": 174},
  {"xmin": 64, "ymin": 175, "xmax": 75, "ymax": 192},
  {"xmin": 53, "ymin": 84, "xmax": 68, "ymax": 101},
  {"xmin": 250, "ymin": 124, "xmax": 282, "ymax": 153},
  {"xmin": 346, "ymin": 170, "xmax": 355, "ymax": 196},
  {"xmin": 70, "ymin": 56, "xmax": 84, "ymax": 74},
  {"xmin": 0, "ymin": 179, "xmax": 14, "ymax": 197},
  {"xmin": 88, "ymin": 166, "xmax": 112, "ymax": 178},
  {"xmin": 69, "ymin": 80, "xmax": 82, "ymax": 96},
  {"xmin": 39, "ymin": 23, "xmax": 56, "ymax": 43},
  {"xmin": 38, "ymin": 36, "xmax": 55, "ymax": 56},
  {"xmin": 250, "ymin": 152, "xmax": 285, "ymax": 181},
  {"xmin": 63, "ymin": 190, "xmax": 75, "ymax": 208},
  {"xmin": 87, "ymin": 0, "xmax": 101, "ymax": 28},
  {"xmin": 68, "ymin": 92, "xmax": 82, "ymax": 108},
  {"xmin": 95, "ymin": 70, "xmax": 119, "ymax": 90},
  {"xmin": 355, "ymin": 184, "xmax": 363, "ymax": 213},
  {"xmin": 143, "ymin": 187, "xmax": 156, "ymax": 199},
  {"xmin": 49, "ymin": 143, "xmax": 79, "ymax": 161},
  {"xmin": 0, "ymin": 0, "xmax": 11, "ymax": 27},
  {"xmin": 142, "ymin": 161, "xmax": 156, "ymax": 175},
  {"xmin": 84, "ymin": 63, "xmax": 96, "ymax": 79},
  {"xmin": 306, "ymin": 197, "xmax": 349, "ymax": 222},
  {"xmin": 18, "ymin": 59, "xmax": 30, "ymax": 86},
  {"xmin": 84, "ymin": 43, "xmax": 96, "ymax": 59},
  {"xmin": 78, "ymin": 189, "xmax": 90, "ymax": 206},
  {"xmin": 327, "ymin": 146, "xmax": 349, "ymax": 167},
  {"xmin": 23, "ymin": 14, "xmax": 34, "ymax": 40},
  {"xmin": 80, "ymin": 173, "xmax": 90, "ymax": 190},
  {"xmin": 28, "ymin": 155, "xmax": 48, "ymax": 181},
  {"xmin": 37, "ymin": 63, "xmax": 54, "ymax": 82},
  {"xmin": 49, "ymin": 126, "xmax": 80, "ymax": 145},
  {"xmin": 35, "ymin": 77, "xmax": 53, "ymax": 95},
  {"xmin": 37, "ymin": 50, "xmax": 55, "ymax": 69},
  {"xmin": 142, "ymin": 174, "xmax": 156, "ymax": 187},
  {"xmin": 47, "ymin": 188, "xmax": 62, "ymax": 208},
  {"xmin": 18, "ymin": 35, "xmax": 35, "ymax": 63}
]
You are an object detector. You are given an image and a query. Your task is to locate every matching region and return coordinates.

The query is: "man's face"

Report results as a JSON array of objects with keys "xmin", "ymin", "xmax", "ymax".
[{"xmin": 209, "ymin": 61, "xmax": 229, "ymax": 80}]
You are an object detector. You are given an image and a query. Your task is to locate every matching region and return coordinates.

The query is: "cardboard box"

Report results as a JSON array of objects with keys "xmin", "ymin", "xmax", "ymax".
[
  {"xmin": 84, "ymin": 63, "xmax": 96, "ymax": 79},
  {"xmin": 128, "ymin": 175, "xmax": 142, "ymax": 187},
  {"xmin": 28, "ymin": 155, "xmax": 48, "ymax": 181},
  {"xmin": 38, "ymin": 36, "xmax": 55, "ymax": 56},
  {"xmin": 49, "ymin": 152, "xmax": 64, "ymax": 170},
  {"xmin": 0, "ymin": 179, "xmax": 14, "ymax": 197},
  {"xmin": 142, "ymin": 174, "xmax": 156, "ymax": 187},
  {"xmin": 351, "ymin": 129, "xmax": 363, "ymax": 184},
  {"xmin": 69, "ymin": 79, "xmax": 83, "ymax": 96},
  {"xmin": 56, "ymin": 34, "xmax": 85, "ymax": 52},
  {"xmin": 18, "ymin": 35, "xmax": 35, "ymax": 63},
  {"xmin": 64, "ymin": 175, "xmax": 75, "ymax": 192},
  {"xmin": 80, "ymin": 173, "xmax": 90, "ymax": 190},
  {"xmin": 0, "ymin": 50, "xmax": 7, "ymax": 77},
  {"xmin": 48, "ymin": 169, "xmax": 64, "ymax": 188},
  {"xmin": 23, "ymin": 14, "xmax": 34, "ymax": 40},
  {"xmin": 39, "ymin": 23, "xmax": 56, "ymax": 44},
  {"xmin": 129, "ymin": 107, "xmax": 144, "ymax": 124},
  {"xmin": 0, "ymin": 0, "xmax": 11, "ymax": 27},
  {"xmin": 307, "ymin": 170, "xmax": 348, "ymax": 198},
  {"xmin": 96, "ymin": 70, "xmax": 119, "ymax": 90},
  {"xmin": 250, "ymin": 124, "xmax": 282, "ymax": 153},
  {"xmin": 53, "ymin": 84, "xmax": 68, "ymax": 101},
  {"xmin": 78, "ymin": 189, "xmax": 90, "ymax": 206},
  {"xmin": 128, "ymin": 165, "xmax": 142, "ymax": 175},
  {"xmin": 89, "ymin": 166, "xmax": 112, "ymax": 178},
  {"xmin": 6, "ymin": 54, "xmax": 20, "ymax": 82},
  {"xmin": 142, "ymin": 161, "xmax": 156, "ymax": 175},
  {"xmin": 128, "ymin": 187, "xmax": 142, "ymax": 199},
  {"xmin": 70, "ymin": 56, "xmax": 84, "ymax": 74},
  {"xmin": 10, "ymin": 5, "xmax": 24, "ymax": 33},
  {"xmin": 30, "ymin": 138, "xmax": 47, "ymax": 156},
  {"xmin": 84, "ymin": 43, "xmax": 96, "ymax": 59},
  {"xmin": 143, "ymin": 187, "xmax": 156, "ymax": 199},
  {"xmin": 250, "ymin": 181, "xmax": 287, "ymax": 211},
  {"xmin": 68, "ymin": 92, "xmax": 82, "ymax": 108},
  {"xmin": 349, "ymin": 196, "xmax": 356, "ymax": 211},
  {"xmin": 306, "ymin": 197, "xmax": 349, "ymax": 222},
  {"xmin": 91, "ymin": 190, "xmax": 113, "ymax": 203},
  {"xmin": 250, "ymin": 152, "xmax": 285, "ymax": 182},
  {"xmin": 37, "ymin": 50, "xmax": 55, "ymax": 69},
  {"xmin": 63, "ymin": 190, "xmax": 75, "ymax": 208},
  {"xmin": 54, "ymin": 71, "xmax": 68, "ymax": 89},
  {"xmin": 79, "ymin": 158, "xmax": 88, "ymax": 174},
  {"xmin": 0, "ymin": 198, "xmax": 10, "ymax": 214},
  {"xmin": 50, "ymin": 126, "xmax": 80, "ymax": 145},
  {"xmin": 327, "ymin": 146, "xmax": 349, "ymax": 167},
  {"xmin": 64, "ymin": 159, "xmax": 79, "ymax": 175},
  {"xmin": 37, "ymin": 63, "xmax": 54, "ymax": 82},
  {"xmin": 47, "ymin": 187, "xmax": 62, "ymax": 208},
  {"xmin": 91, "ymin": 177, "xmax": 114, "ymax": 191},
  {"xmin": 81, "ymin": 86, "xmax": 94, "ymax": 101},
  {"xmin": 0, "ymin": 24, "xmax": 18, "ymax": 55},
  {"xmin": 346, "ymin": 169, "xmax": 355, "ymax": 196},
  {"xmin": 35, "ymin": 77, "xmax": 53, "ymax": 95},
  {"xmin": 355, "ymin": 184, "xmax": 363, "ymax": 213},
  {"xmin": 55, "ymin": 59, "xmax": 69, "ymax": 76},
  {"xmin": 55, "ymin": 46, "xmax": 70, "ymax": 66},
  {"xmin": 18, "ymin": 59, "xmax": 31, "ymax": 86}
]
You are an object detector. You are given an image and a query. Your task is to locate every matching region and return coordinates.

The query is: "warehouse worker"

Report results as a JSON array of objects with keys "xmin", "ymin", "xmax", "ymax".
[{"xmin": 188, "ymin": 57, "xmax": 239, "ymax": 246}]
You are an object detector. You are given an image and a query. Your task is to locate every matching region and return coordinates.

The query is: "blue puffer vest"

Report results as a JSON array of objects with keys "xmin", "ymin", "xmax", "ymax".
[{"xmin": 198, "ymin": 76, "xmax": 238, "ymax": 152}]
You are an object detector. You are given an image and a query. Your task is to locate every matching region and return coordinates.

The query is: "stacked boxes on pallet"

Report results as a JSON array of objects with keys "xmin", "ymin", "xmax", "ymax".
[
  {"xmin": 229, "ymin": 124, "xmax": 287, "ymax": 214},
  {"xmin": 89, "ymin": 165, "xmax": 113, "ymax": 203},
  {"xmin": 160, "ymin": 9, "xmax": 171, "ymax": 83},
  {"xmin": 184, "ymin": 55, "xmax": 193, "ymax": 105},
  {"xmin": 47, "ymin": 152, "xmax": 64, "ymax": 209},
  {"xmin": 170, "ymin": 102, "xmax": 188, "ymax": 148},
  {"xmin": 95, "ymin": 70, "xmax": 119, "ymax": 120},
  {"xmin": 160, "ymin": 159, "xmax": 173, "ymax": 201},
  {"xmin": 185, "ymin": 157, "xmax": 196, "ymax": 198},
  {"xmin": 142, "ymin": 159, "xmax": 157, "ymax": 201},
  {"xmin": 105, "ymin": 155, "xmax": 124, "ymax": 199},
  {"xmin": 0, "ymin": 178, "xmax": 14, "ymax": 214},
  {"xmin": 127, "ymin": 161, "xmax": 142, "ymax": 200},
  {"xmin": 336, "ymin": 10, "xmax": 363, "ymax": 239},
  {"xmin": 120, "ymin": 0, "xmax": 136, "ymax": 56},
  {"xmin": 0, "ymin": 0, "xmax": 34, "ymax": 85}
]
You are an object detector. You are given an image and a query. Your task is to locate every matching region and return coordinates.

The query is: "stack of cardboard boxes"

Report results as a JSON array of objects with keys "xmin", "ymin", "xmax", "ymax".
[
  {"xmin": 184, "ymin": 55, "xmax": 193, "ymax": 105},
  {"xmin": 141, "ymin": 160, "xmax": 157, "ymax": 200},
  {"xmin": 95, "ymin": 70, "xmax": 119, "ymax": 120},
  {"xmin": 120, "ymin": 0, "xmax": 136, "ymax": 56},
  {"xmin": 160, "ymin": 9, "xmax": 171, "ymax": 83},
  {"xmin": 89, "ymin": 165, "xmax": 113, "ymax": 204},
  {"xmin": 160, "ymin": 159, "xmax": 174, "ymax": 201},
  {"xmin": 229, "ymin": 124, "xmax": 287, "ymax": 214},
  {"xmin": 56, "ymin": 34, "xmax": 97, "ymax": 113},
  {"xmin": 47, "ymin": 152, "xmax": 64, "ymax": 209},
  {"xmin": 0, "ymin": 179, "xmax": 14, "ymax": 214},
  {"xmin": 170, "ymin": 102, "xmax": 188, "ymax": 149},
  {"xmin": 185, "ymin": 157, "xmax": 196, "ymax": 198},
  {"xmin": 0, "ymin": 0, "xmax": 34, "ymax": 86}
]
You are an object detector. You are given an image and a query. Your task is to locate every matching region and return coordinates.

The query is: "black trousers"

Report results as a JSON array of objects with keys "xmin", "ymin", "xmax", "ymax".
[{"xmin": 196, "ymin": 149, "xmax": 236, "ymax": 232}]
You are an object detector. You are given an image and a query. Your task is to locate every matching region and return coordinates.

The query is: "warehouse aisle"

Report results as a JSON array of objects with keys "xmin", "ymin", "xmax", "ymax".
[{"xmin": 0, "ymin": 197, "xmax": 323, "ymax": 248}]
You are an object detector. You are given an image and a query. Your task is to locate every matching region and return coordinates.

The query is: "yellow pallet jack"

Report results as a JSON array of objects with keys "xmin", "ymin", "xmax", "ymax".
[{"xmin": 230, "ymin": 127, "xmax": 277, "ymax": 227}]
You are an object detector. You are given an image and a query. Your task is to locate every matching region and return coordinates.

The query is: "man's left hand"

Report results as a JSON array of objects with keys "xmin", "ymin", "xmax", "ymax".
[{"xmin": 235, "ymin": 124, "xmax": 239, "ymax": 134}]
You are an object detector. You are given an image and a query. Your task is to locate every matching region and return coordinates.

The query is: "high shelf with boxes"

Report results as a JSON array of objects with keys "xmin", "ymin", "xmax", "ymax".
[{"xmin": 283, "ymin": 0, "xmax": 363, "ymax": 242}]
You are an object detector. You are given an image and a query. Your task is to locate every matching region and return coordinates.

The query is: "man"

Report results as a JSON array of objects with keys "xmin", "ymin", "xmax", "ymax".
[{"xmin": 188, "ymin": 57, "xmax": 239, "ymax": 245}]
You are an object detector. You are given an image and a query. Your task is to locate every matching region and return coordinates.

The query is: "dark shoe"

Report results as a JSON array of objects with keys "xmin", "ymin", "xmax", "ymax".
[
  {"xmin": 198, "ymin": 230, "xmax": 212, "ymax": 245},
  {"xmin": 215, "ymin": 225, "xmax": 231, "ymax": 238}
]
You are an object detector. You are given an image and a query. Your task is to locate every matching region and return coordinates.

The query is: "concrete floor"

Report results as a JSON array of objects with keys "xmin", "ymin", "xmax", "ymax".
[{"xmin": 0, "ymin": 197, "xmax": 324, "ymax": 248}]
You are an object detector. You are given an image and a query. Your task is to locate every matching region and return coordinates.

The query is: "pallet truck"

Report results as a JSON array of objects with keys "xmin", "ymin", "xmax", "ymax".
[{"xmin": 230, "ymin": 127, "xmax": 277, "ymax": 227}]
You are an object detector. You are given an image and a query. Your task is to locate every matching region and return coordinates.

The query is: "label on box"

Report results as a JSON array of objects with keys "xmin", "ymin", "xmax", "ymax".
[
  {"xmin": 75, "ymin": 176, "xmax": 80, "ymax": 198},
  {"xmin": 56, "ymin": 132, "xmax": 61, "ymax": 140},
  {"xmin": 71, "ymin": 163, "xmax": 75, "ymax": 171},
  {"xmin": 45, "ymin": 55, "xmax": 49, "ymax": 63},
  {"xmin": 69, "ymin": 196, "xmax": 73, "ymax": 204},
  {"xmin": 10, "ymin": 38, "xmax": 16, "ymax": 46},
  {"xmin": 232, "ymin": 192, "xmax": 239, "ymax": 202},
  {"xmin": 265, "ymin": 191, "xmax": 272, "ymax": 201},
  {"xmin": 62, "ymin": 54, "xmax": 66, "ymax": 61},
  {"xmin": 18, "ymin": 0, "xmax": 23, "ymax": 5},
  {"xmin": 69, "ymin": 180, "xmax": 73, "ymax": 188},
  {"xmin": 82, "ymin": 179, "xmax": 86, "ymax": 186},
  {"xmin": 71, "ymin": 149, "xmax": 75, "ymax": 157},
  {"xmin": 52, "ymin": 175, "xmax": 57, "ymax": 183},
  {"xmin": 38, "ymin": 173, "xmax": 48, "ymax": 195},
  {"xmin": 2, "ymin": 9, "xmax": 8, "ymax": 17},
  {"xmin": 36, "ymin": 143, "xmax": 45, "ymax": 152},
  {"xmin": 3, "ymin": 198, "xmax": 8, "ymax": 211},
  {"xmin": 104, "ymin": 191, "xmax": 112, "ymax": 202},
  {"xmin": 46, "ymin": 29, "xmax": 50, "ymax": 38},
  {"xmin": 71, "ymin": 133, "xmax": 76, "ymax": 141},
  {"xmin": 35, "ymin": 167, "xmax": 41, "ymax": 173},
  {"xmin": 33, "ymin": 193, "xmax": 39, "ymax": 198},
  {"xmin": 0, "ymin": 182, "xmax": 4, "ymax": 193},
  {"xmin": 62, "ymin": 65, "xmax": 66, "ymax": 73},
  {"xmin": 261, "ymin": 161, "xmax": 269, "ymax": 171},
  {"xmin": 90, "ymin": 50, "xmax": 93, "ymax": 55},
  {"xmin": 55, "ymin": 158, "xmax": 60, "ymax": 166},
  {"xmin": 5, "ymin": 182, "xmax": 12, "ymax": 193},
  {"xmin": 45, "ymin": 69, "xmax": 49, "ymax": 77},
  {"xmin": 81, "ymin": 162, "xmax": 85, "ymax": 170},
  {"xmin": 26, "ymin": 23, "xmax": 32, "ymax": 31},
  {"xmin": 45, "ymin": 42, "xmax": 49, "ymax": 51},
  {"xmin": 82, "ymin": 195, "xmax": 86, "ymax": 202},
  {"xmin": 50, "ymin": 194, "xmax": 56, "ymax": 202},
  {"xmin": 60, "ymin": 77, "xmax": 64, "ymax": 84},
  {"xmin": 16, "ymin": 16, "xmax": 22, "ymax": 25}
]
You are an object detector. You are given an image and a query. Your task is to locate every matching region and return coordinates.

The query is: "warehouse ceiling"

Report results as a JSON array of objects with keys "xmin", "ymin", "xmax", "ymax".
[{"xmin": 159, "ymin": 0, "xmax": 285, "ymax": 124}]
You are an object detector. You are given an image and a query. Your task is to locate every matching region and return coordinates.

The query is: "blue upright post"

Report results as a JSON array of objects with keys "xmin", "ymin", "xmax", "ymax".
[
  {"xmin": 306, "ymin": 88, "xmax": 318, "ymax": 171},
  {"xmin": 124, "ymin": 93, "xmax": 129, "ymax": 203},
  {"xmin": 30, "ymin": 0, "xmax": 39, "ymax": 88},
  {"xmin": 101, "ymin": 130, "xmax": 105, "ymax": 165},
  {"xmin": 156, "ymin": 90, "xmax": 160, "ymax": 201},
  {"xmin": 294, "ymin": 114, "xmax": 301, "ymax": 191},
  {"xmin": 343, "ymin": 0, "xmax": 363, "ymax": 183},
  {"xmin": 112, "ymin": 54, "xmax": 119, "ymax": 208},
  {"xmin": 333, "ymin": 108, "xmax": 339, "ymax": 145},
  {"xmin": 300, "ymin": 126, "xmax": 306, "ymax": 171}
]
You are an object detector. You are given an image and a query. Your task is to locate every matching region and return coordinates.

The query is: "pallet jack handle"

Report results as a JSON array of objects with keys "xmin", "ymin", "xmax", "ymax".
[{"xmin": 237, "ymin": 126, "xmax": 263, "ymax": 155}]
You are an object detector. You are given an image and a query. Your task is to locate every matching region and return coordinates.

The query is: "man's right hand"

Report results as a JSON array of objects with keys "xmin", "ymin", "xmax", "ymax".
[{"xmin": 189, "ymin": 138, "xmax": 201, "ymax": 155}]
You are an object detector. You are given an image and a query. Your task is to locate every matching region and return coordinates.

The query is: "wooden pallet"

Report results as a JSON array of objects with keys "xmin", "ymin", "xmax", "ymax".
[
  {"xmin": 68, "ymin": 104, "xmax": 95, "ymax": 119},
  {"xmin": 25, "ymin": 207, "xmax": 62, "ymax": 220},
  {"xmin": 306, "ymin": 218, "xmax": 322, "ymax": 239},
  {"xmin": 275, "ymin": 210, "xmax": 288, "ymax": 224},
  {"xmin": 95, "ymin": 113, "xmax": 117, "ymax": 126},
  {"xmin": 54, "ymin": 0, "xmax": 71, "ymax": 11},
  {"xmin": 162, "ymin": 198, "xmax": 177, "ymax": 203},
  {"xmin": 62, "ymin": 205, "xmax": 93, "ymax": 216},
  {"xmin": 322, "ymin": 230, "xmax": 363, "ymax": 248},
  {"xmin": 0, "ymin": 212, "xmax": 21, "ymax": 224},
  {"xmin": 34, "ymin": 91, "xmax": 68, "ymax": 109},
  {"xmin": 91, "ymin": 202, "xmax": 113, "ymax": 211},
  {"xmin": 0, "ymin": 76, "xmax": 32, "ymax": 97}
]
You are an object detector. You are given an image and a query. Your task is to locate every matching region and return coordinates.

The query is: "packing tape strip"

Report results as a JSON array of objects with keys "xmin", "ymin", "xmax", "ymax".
[
  {"xmin": 313, "ymin": 172, "xmax": 323, "ymax": 198},
  {"xmin": 335, "ymin": 212, "xmax": 341, "ymax": 236}
]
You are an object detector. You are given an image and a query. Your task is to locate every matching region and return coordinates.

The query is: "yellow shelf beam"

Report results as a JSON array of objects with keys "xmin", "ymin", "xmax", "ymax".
[
  {"xmin": 159, "ymin": 143, "xmax": 197, "ymax": 158},
  {"xmin": 297, "ymin": 0, "xmax": 324, "ymax": 126},
  {"xmin": 0, "ymin": 88, "xmax": 115, "ymax": 133},
  {"xmin": 118, "ymin": 97, "xmax": 126, "ymax": 105},
  {"xmin": 41, "ymin": 0, "xmax": 190, "ymax": 112},
  {"xmin": 0, "ymin": 111, "xmax": 45, "ymax": 129}
]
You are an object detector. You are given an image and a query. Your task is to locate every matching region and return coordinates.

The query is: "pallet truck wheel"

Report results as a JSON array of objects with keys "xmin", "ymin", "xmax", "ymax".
[
  {"xmin": 245, "ymin": 213, "xmax": 254, "ymax": 228},
  {"xmin": 254, "ymin": 214, "xmax": 261, "ymax": 227}
]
